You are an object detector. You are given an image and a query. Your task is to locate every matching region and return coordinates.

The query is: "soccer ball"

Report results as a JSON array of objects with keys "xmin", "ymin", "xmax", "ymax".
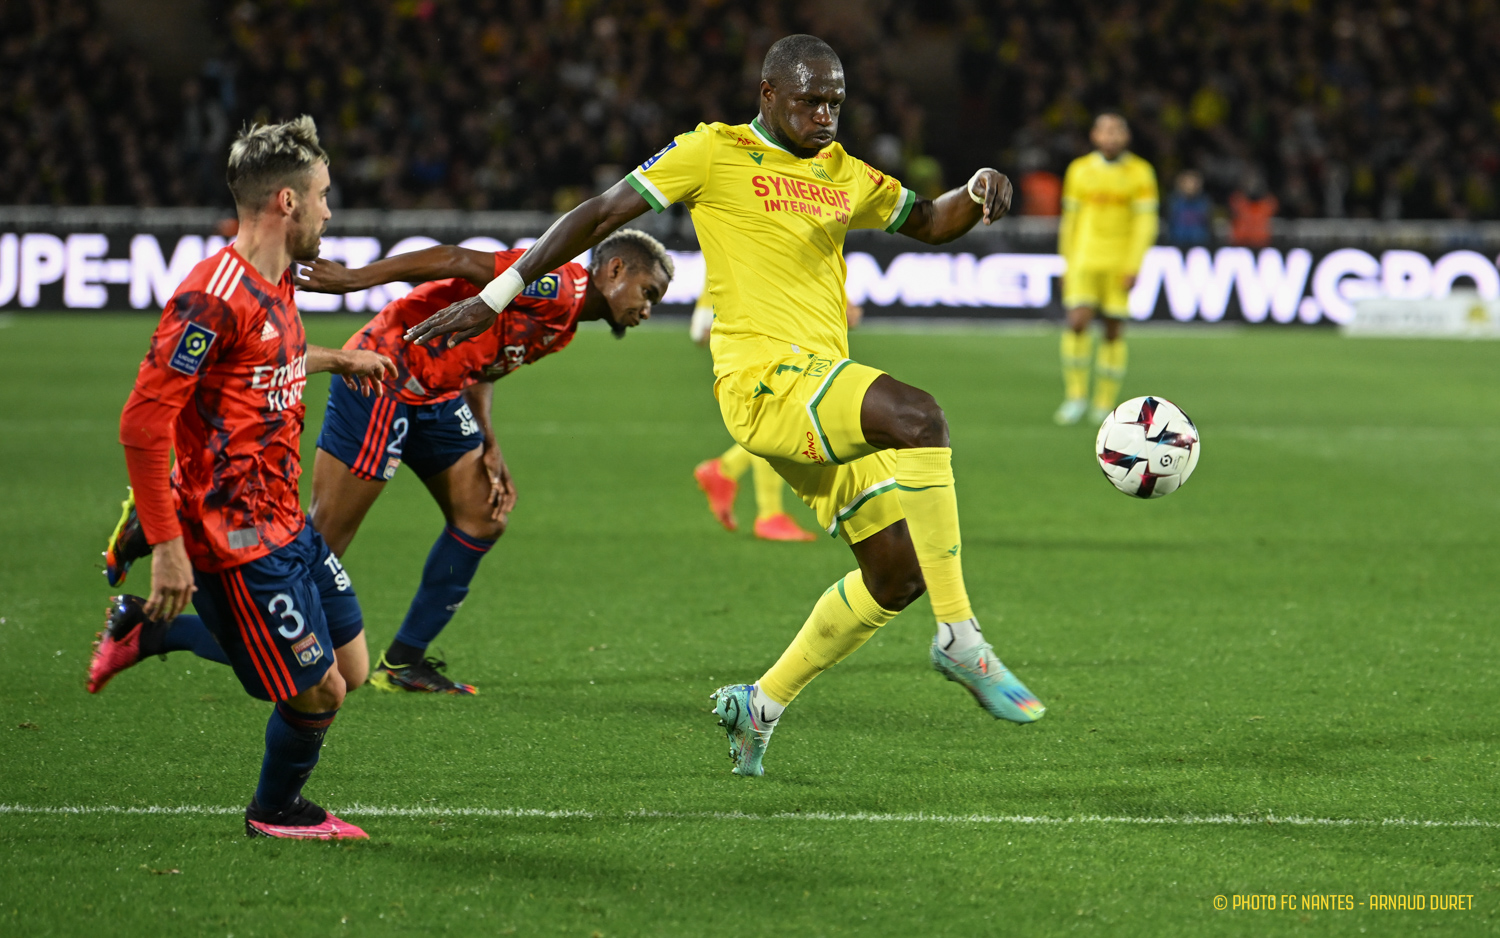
[{"xmin": 1095, "ymin": 396, "xmax": 1201, "ymax": 498}]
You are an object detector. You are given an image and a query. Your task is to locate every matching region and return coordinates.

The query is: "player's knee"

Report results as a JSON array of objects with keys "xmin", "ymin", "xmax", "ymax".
[
  {"xmin": 892, "ymin": 389, "xmax": 949, "ymax": 449},
  {"xmin": 457, "ymin": 515, "xmax": 506, "ymax": 542},
  {"xmin": 300, "ymin": 666, "xmax": 347, "ymax": 711},
  {"xmin": 866, "ymin": 566, "xmax": 926, "ymax": 612}
]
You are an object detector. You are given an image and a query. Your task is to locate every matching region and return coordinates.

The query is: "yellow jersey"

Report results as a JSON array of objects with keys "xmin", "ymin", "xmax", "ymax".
[
  {"xmin": 627, "ymin": 118, "xmax": 914, "ymax": 377},
  {"xmin": 1058, "ymin": 151, "xmax": 1159, "ymax": 273}
]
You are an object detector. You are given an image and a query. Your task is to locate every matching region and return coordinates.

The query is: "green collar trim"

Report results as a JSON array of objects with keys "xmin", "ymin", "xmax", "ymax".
[{"xmin": 750, "ymin": 116, "xmax": 794, "ymax": 155}]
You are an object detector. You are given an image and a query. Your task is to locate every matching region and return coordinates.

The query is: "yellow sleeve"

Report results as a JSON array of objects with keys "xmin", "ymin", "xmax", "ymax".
[
  {"xmin": 847, "ymin": 157, "xmax": 917, "ymax": 233},
  {"xmin": 1058, "ymin": 161, "xmax": 1081, "ymax": 260},
  {"xmin": 1126, "ymin": 160, "xmax": 1160, "ymax": 273},
  {"xmin": 627, "ymin": 125, "xmax": 713, "ymax": 213}
]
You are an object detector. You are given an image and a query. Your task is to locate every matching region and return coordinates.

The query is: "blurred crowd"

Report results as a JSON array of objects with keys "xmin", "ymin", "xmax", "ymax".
[
  {"xmin": 981, "ymin": 0, "xmax": 1500, "ymax": 223},
  {"xmin": 0, "ymin": 0, "xmax": 228, "ymax": 205},
  {"xmin": 2, "ymin": 0, "xmax": 1497, "ymax": 224}
]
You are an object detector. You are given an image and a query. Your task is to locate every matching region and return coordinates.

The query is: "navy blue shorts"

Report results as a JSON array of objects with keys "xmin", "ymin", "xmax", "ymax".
[
  {"xmin": 192, "ymin": 521, "xmax": 364, "ymax": 702},
  {"xmin": 316, "ymin": 378, "xmax": 483, "ymax": 482}
]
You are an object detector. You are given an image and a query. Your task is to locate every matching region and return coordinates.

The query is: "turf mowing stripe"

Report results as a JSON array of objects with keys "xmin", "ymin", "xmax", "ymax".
[{"xmin": 3, "ymin": 804, "xmax": 1497, "ymax": 829}]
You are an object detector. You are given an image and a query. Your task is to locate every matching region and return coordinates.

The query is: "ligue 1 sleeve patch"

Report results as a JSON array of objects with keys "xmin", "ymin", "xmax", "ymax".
[
  {"xmin": 521, "ymin": 274, "xmax": 560, "ymax": 299},
  {"xmin": 292, "ymin": 633, "xmax": 325, "ymax": 667},
  {"xmin": 168, "ymin": 322, "xmax": 218, "ymax": 375}
]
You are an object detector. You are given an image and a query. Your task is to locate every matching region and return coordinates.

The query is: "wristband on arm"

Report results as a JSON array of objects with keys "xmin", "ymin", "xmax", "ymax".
[
  {"xmin": 478, "ymin": 267, "xmax": 526, "ymax": 313},
  {"xmin": 966, "ymin": 168, "xmax": 996, "ymax": 205}
]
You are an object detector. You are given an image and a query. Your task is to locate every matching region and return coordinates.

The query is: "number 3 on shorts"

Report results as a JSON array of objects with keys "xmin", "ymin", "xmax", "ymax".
[{"xmin": 268, "ymin": 593, "xmax": 306, "ymax": 640}]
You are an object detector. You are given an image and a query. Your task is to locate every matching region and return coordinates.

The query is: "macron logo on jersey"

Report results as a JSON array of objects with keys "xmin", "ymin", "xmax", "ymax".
[{"xmin": 168, "ymin": 323, "xmax": 217, "ymax": 375}]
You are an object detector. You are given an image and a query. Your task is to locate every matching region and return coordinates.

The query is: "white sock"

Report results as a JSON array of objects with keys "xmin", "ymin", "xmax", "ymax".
[
  {"xmin": 749, "ymin": 685, "xmax": 784, "ymax": 723},
  {"xmin": 936, "ymin": 618, "xmax": 985, "ymax": 654}
]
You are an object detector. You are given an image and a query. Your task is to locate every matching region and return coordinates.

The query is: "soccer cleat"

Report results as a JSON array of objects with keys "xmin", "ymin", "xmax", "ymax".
[
  {"xmin": 753, "ymin": 513, "xmax": 817, "ymax": 542},
  {"xmin": 1088, "ymin": 405, "xmax": 1113, "ymax": 425},
  {"xmin": 245, "ymin": 796, "xmax": 368, "ymax": 840},
  {"xmin": 710, "ymin": 683, "xmax": 775, "ymax": 776},
  {"xmin": 103, "ymin": 488, "xmax": 152, "ymax": 587},
  {"xmin": 87, "ymin": 595, "xmax": 165, "ymax": 694},
  {"xmin": 1053, "ymin": 398, "xmax": 1088, "ymax": 426},
  {"xmin": 368, "ymin": 652, "xmax": 477, "ymax": 695},
  {"xmin": 930, "ymin": 641, "xmax": 1046, "ymax": 723},
  {"xmin": 693, "ymin": 459, "xmax": 739, "ymax": 531}
]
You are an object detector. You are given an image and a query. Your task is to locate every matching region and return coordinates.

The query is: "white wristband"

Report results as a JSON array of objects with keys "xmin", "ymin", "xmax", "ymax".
[
  {"xmin": 967, "ymin": 168, "xmax": 995, "ymax": 204},
  {"xmin": 478, "ymin": 266, "xmax": 526, "ymax": 313}
]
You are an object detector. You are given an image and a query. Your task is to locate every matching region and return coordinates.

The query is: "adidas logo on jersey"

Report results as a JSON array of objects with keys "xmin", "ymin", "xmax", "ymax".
[{"xmin": 260, "ymin": 320, "xmax": 280, "ymax": 342}]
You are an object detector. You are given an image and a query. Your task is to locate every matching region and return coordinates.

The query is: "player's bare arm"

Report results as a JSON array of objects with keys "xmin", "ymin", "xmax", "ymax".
[
  {"xmin": 897, "ymin": 170, "xmax": 1013, "ymax": 244},
  {"xmin": 461, "ymin": 380, "xmax": 516, "ymax": 521},
  {"xmin": 405, "ymin": 183, "xmax": 650, "ymax": 346},
  {"xmin": 306, "ymin": 344, "xmax": 396, "ymax": 396},
  {"xmin": 295, "ymin": 246, "xmax": 497, "ymax": 293}
]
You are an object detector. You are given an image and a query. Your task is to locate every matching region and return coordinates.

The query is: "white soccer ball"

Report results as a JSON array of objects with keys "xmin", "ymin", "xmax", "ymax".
[{"xmin": 1095, "ymin": 396, "xmax": 1201, "ymax": 498}]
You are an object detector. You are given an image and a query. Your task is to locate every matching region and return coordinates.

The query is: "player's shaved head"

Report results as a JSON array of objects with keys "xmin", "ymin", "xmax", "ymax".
[
  {"xmin": 762, "ymin": 34, "xmax": 843, "ymax": 88},
  {"xmin": 226, "ymin": 114, "xmax": 329, "ymax": 212},
  {"xmin": 758, "ymin": 35, "xmax": 845, "ymax": 158}
]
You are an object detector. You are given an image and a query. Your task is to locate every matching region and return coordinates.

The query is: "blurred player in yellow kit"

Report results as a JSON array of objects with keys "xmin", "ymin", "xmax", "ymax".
[
  {"xmin": 690, "ymin": 277, "xmax": 863, "ymax": 542},
  {"xmin": 1055, "ymin": 113, "xmax": 1158, "ymax": 425},
  {"xmin": 408, "ymin": 34, "xmax": 1045, "ymax": 778}
]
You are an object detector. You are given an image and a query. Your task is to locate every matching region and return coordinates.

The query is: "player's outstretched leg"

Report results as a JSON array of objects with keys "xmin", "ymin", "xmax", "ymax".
[
  {"xmin": 712, "ymin": 564, "xmax": 902, "ymax": 776},
  {"xmin": 862, "ymin": 376, "xmax": 1045, "ymax": 723},
  {"xmin": 87, "ymin": 595, "xmax": 230, "ymax": 693},
  {"xmin": 102, "ymin": 488, "xmax": 152, "ymax": 587},
  {"xmin": 694, "ymin": 445, "xmax": 747, "ymax": 531},
  {"xmin": 370, "ymin": 446, "xmax": 504, "ymax": 695},
  {"xmin": 750, "ymin": 456, "xmax": 816, "ymax": 542}
]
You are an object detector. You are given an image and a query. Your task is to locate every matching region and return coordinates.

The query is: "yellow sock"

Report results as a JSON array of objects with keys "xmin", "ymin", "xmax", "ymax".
[
  {"xmin": 758, "ymin": 570, "xmax": 898, "ymax": 705},
  {"xmin": 750, "ymin": 456, "xmax": 785, "ymax": 521},
  {"xmin": 1092, "ymin": 337, "xmax": 1128, "ymax": 412},
  {"xmin": 717, "ymin": 443, "xmax": 753, "ymax": 481},
  {"xmin": 893, "ymin": 447, "xmax": 973, "ymax": 623},
  {"xmin": 1060, "ymin": 328, "xmax": 1094, "ymax": 401}
]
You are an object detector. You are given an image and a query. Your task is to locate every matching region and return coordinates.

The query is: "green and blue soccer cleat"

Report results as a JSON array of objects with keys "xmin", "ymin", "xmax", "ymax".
[
  {"xmin": 931, "ymin": 641, "xmax": 1046, "ymax": 723},
  {"xmin": 710, "ymin": 683, "xmax": 775, "ymax": 776}
]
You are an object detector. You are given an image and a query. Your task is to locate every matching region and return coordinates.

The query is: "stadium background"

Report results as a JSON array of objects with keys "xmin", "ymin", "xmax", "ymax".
[{"xmin": 3, "ymin": 0, "xmax": 1499, "ymax": 320}]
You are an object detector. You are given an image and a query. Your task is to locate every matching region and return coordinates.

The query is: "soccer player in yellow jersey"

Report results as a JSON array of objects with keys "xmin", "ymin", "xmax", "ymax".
[
  {"xmin": 409, "ymin": 34, "xmax": 1045, "ymax": 776},
  {"xmin": 1055, "ymin": 113, "xmax": 1159, "ymax": 426}
]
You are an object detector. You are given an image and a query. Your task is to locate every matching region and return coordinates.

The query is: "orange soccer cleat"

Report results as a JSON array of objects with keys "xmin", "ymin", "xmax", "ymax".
[
  {"xmin": 753, "ymin": 513, "xmax": 818, "ymax": 542},
  {"xmin": 693, "ymin": 459, "xmax": 739, "ymax": 531}
]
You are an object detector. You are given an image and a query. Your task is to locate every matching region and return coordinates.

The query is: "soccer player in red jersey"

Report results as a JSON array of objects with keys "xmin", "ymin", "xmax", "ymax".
[
  {"xmin": 91, "ymin": 116, "xmax": 393, "ymax": 839},
  {"xmin": 290, "ymin": 229, "xmax": 673, "ymax": 693}
]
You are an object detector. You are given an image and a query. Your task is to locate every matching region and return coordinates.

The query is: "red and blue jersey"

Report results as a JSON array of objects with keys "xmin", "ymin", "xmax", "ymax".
[
  {"xmin": 346, "ymin": 249, "xmax": 588, "ymax": 404},
  {"xmin": 126, "ymin": 245, "xmax": 308, "ymax": 572}
]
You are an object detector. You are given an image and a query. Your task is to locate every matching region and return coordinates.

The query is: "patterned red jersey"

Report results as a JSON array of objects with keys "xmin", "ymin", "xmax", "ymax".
[
  {"xmin": 346, "ymin": 249, "xmax": 588, "ymax": 404},
  {"xmin": 128, "ymin": 246, "xmax": 308, "ymax": 572}
]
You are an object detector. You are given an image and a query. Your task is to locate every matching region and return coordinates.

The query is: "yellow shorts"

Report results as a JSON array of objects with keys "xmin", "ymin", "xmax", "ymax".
[
  {"xmin": 1063, "ymin": 266, "xmax": 1132, "ymax": 318},
  {"xmin": 715, "ymin": 352, "xmax": 903, "ymax": 544}
]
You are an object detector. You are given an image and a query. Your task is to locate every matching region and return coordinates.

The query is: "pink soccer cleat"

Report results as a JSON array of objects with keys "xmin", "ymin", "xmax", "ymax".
[
  {"xmin": 753, "ymin": 513, "xmax": 818, "ymax": 542},
  {"xmin": 88, "ymin": 595, "xmax": 159, "ymax": 694},
  {"xmin": 245, "ymin": 797, "xmax": 368, "ymax": 840},
  {"xmin": 693, "ymin": 459, "xmax": 739, "ymax": 531}
]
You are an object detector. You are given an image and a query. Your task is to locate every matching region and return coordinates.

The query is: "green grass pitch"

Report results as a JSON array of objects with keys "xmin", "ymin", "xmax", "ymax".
[{"xmin": 2, "ymin": 312, "xmax": 1498, "ymax": 936}]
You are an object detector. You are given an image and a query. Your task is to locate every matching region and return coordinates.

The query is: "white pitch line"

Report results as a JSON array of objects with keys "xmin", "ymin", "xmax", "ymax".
[{"xmin": 1, "ymin": 804, "xmax": 1496, "ymax": 829}]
